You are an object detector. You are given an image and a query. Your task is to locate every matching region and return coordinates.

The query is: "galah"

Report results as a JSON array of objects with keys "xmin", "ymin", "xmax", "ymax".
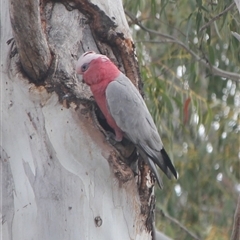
[{"xmin": 76, "ymin": 51, "xmax": 177, "ymax": 188}]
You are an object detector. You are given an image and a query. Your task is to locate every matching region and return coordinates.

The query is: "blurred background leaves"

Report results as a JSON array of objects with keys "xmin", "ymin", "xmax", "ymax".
[{"xmin": 124, "ymin": 0, "xmax": 240, "ymax": 239}]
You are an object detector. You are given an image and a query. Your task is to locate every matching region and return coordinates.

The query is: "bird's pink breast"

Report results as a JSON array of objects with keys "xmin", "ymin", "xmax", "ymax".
[
  {"xmin": 84, "ymin": 58, "xmax": 124, "ymax": 141},
  {"xmin": 83, "ymin": 58, "xmax": 120, "ymax": 86},
  {"xmin": 91, "ymin": 80, "xmax": 123, "ymax": 141}
]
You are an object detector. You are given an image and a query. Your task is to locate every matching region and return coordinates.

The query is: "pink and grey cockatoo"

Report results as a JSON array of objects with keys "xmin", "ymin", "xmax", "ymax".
[{"xmin": 76, "ymin": 51, "xmax": 177, "ymax": 188}]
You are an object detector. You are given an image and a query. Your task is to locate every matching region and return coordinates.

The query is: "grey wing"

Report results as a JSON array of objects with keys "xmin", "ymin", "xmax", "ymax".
[
  {"xmin": 106, "ymin": 73, "xmax": 177, "ymax": 181},
  {"xmin": 105, "ymin": 73, "xmax": 163, "ymax": 152}
]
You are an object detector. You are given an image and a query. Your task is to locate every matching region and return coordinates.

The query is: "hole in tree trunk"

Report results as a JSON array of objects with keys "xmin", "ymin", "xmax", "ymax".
[{"xmin": 94, "ymin": 105, "xmax": 115, "ymax": 135}]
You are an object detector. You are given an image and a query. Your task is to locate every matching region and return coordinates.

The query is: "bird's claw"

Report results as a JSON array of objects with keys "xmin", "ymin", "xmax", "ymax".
[{"xmin": 105, "ymin": 131, "xmax": 118, "ymax": 146}]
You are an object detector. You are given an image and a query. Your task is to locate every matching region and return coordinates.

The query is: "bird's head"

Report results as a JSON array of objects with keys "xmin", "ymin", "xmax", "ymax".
[{"xmin": 76, "ymin": 51, "xmax": 120, "ymax": 86}]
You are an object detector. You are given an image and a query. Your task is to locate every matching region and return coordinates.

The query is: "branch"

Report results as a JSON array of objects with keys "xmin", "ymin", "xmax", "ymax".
[
  {"xmin": 155, "ymin": 230, "xmax": 172, "ymax": 240},
  {"xmin": 157, "ymin": 209, "xmax": 201, "ymax": 240},
  {"xmin": 231, "ymin": 195, "xmax": 240, "ymax": 240},
  {"xmin": 9, "ymin": 0, "xmax": 52, "ymax": 82},
  {"xmin": 125, "ymin": 11, "xmax": 240, "ymax": 82},
  {"xmin": 232, "ymin": 32, "xmax": 240, "ymax": 42},
  {"xmin": 234, "ymin": 0, "xmax": 240, "ymax": 13},
  {"xmin": 199, "ymin": 2, "xmax": 235, "ymax": 32},
  {"xmin": 125, "ymin": 10, "xmax": 175, "ymax": 41}
]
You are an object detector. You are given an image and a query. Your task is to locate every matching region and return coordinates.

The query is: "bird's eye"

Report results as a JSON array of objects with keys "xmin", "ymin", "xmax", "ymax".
[{"xmin": 81, "ymin": 63, "xmax": 89, "ymax": 72}]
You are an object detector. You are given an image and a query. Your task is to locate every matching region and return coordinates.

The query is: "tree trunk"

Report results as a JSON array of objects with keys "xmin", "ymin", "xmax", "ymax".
[{"xmin": 1, "ymin": 0, "xmax": 156, "ymax": 239}]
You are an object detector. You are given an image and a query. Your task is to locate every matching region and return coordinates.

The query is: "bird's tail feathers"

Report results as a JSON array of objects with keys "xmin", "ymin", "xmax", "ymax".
[
  {"xmin": 146, "ymin": 157, "xmax": 164, "ymax": 189},
  {"xmin": 145, "ymin": 149, "xmax": 173, "ymax": 180},
  {"xmin": 160, "ymin": 148, "xmax": 178, "ymax": 179},
  {"xmin": 137, "ymin": 146, "xmax": 164, "ymax": 188}
]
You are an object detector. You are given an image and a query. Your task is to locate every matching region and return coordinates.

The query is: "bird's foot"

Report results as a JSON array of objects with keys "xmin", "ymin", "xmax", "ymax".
[{"xmin": 105, "ymin": 131, "xmax": 119, "ymax": 146}]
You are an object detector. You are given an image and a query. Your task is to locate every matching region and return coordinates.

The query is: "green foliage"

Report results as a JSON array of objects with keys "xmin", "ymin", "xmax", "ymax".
[{"xmin": 124, "ymin": 0, "xmax": 240, "ymax": 239}]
